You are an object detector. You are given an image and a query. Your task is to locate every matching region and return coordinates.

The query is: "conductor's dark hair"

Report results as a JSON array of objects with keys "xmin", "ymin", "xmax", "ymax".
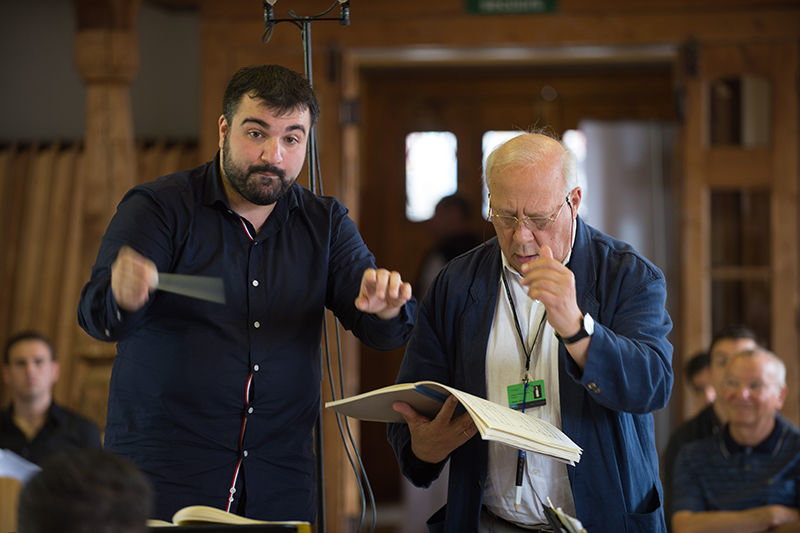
[
  {"xmin": 3, "ymin": 330, "xmax": 56, "ymax": 365},
  {"xmin": 17, "ymin": 449, "xmax": 153, "ymax": 533},
  {"xmin": 222, "ymin": 64, "xmax": 320, "ymax": 127}
]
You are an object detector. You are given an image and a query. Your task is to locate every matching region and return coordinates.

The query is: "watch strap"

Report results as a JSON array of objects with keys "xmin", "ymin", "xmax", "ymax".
[{"xmin": 555, "ymin": 314, "xmax": 592, "ymax": 344}]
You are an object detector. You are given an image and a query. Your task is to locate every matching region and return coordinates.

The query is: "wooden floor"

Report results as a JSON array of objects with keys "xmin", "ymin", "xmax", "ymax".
[{"xmin": 339, "ymin": 503, "xmax": 406, "ymax": 533}]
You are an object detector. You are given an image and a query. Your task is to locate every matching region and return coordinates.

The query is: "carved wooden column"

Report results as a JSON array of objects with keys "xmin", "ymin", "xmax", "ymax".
[{"xmin": 63, "ymin": 0, "xmax": 140, "ymax": 423}]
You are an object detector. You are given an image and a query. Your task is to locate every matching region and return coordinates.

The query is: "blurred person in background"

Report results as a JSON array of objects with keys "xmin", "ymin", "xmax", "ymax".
[
  {"xmin": 662, "ymin": 325, "xmax": 759, "ymax": 528},
  {"xmin": 685, "ymin": 350, "xmax": 716, "ymax": 415},
  {"xmin": 0, "ymin": 331, "xmax": 101, "ymax": 465},
  {"xmin": 17, "ymin": 448, "xmax": 152, "ymax": 533},
  {"xmin": 672, "ymin": 348, "xmax": 799, "ymax": 533},
  {"xmin": 415, "ymin": 194, "xmax": 482, "ymax": 299}
]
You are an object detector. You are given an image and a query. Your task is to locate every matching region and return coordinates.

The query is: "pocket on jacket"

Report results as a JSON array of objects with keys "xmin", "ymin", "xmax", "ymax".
[{"xmin": 626, "ymin": 483, "xmax": 666, "ymax": 533}]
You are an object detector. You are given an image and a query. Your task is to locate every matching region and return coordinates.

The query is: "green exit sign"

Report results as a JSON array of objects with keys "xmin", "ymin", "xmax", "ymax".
[{"xmin": 466, "ymin": 0, "xmax": 557, "ymax": 14}]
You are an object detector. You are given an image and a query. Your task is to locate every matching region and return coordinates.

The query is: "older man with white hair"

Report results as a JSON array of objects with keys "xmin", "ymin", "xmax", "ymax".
[
  {"xmin": 672, "ymin": 348, "xmax": 800, "ymax": 533},
  {"xmin": 389, "ymin": 131, "xmax": 673, "ymax": 532}
]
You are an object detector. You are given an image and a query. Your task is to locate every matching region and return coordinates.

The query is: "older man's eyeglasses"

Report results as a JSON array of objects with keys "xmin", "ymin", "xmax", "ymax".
[{"xmin": 489, "ymin": 196, "xmax": 569, "ymax": 232}]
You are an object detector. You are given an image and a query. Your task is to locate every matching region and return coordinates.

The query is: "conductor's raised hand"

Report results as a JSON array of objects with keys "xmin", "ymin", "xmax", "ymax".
[
  {"xmin": 354, "ymin": 268, "xmax": 412, "ymax": 320},
  {"xmin": 392, "ymin": 396, "xmax": 478, "ymax": 464},
  {"xmin": 111, "ymin": 246, "xmax": 158, "ymax": 312}
]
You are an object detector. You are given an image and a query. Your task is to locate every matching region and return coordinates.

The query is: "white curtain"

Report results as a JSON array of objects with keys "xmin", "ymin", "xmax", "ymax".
[{"xmin": 578, "ymin": 120, "xmax": 678, "ymax": 454}]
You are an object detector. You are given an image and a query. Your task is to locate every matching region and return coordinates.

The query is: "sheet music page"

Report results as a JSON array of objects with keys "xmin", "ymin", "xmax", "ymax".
[
  {"xmin": 0, "ymin": 448, "xmax": 40, "ymax": 482},
  {"xmin": 325, "ymin": 380, "xmax": 582, "ymax": 463},
  {"xmin": 445, "ymin": 388, "xmax": 582, "ymax": 455}
]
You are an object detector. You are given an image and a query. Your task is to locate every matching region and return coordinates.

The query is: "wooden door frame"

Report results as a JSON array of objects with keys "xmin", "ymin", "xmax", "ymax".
[{"xmin": 680, "ymin": 42, "xmax": 799, "ymax": 424}]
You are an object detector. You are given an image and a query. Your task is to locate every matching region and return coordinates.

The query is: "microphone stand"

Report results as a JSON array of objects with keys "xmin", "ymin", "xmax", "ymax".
[{"xmin": 261, "ymin": 3, "xmax": 351, "ymax": 532}]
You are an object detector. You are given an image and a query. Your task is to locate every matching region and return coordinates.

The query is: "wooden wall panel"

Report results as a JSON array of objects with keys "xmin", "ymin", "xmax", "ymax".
[
  {"xmin": 769, "ymin": 42, "xmax": 799, "ymax": 424},
  {"xmin": 680, "ymin": 42, "xmax": 799, "ymax": 423},
  {"xmin": 199, "ymin": 0, "xmax": 800, "ymax": 24},
  {"xmin": 0, "ymin": 477, "xmax": 21, "ymax": 533},
  {"xmin": 14, "ymin": 145, "xmax": 57, "ymax": 331},
  {"xmin": 678, "ymin": 46, "xmax": 710, "ymax": 420},
  {"xmin": 38, "ymin": 147, "xmax": 78, "ymax": 342},
  {"xmin": 0, "ymin": 146, "xmax": 22, "ymax": 369},
  {"xmin": 54, "ymin": 148, "xmax": 88, "ymax": 406}
]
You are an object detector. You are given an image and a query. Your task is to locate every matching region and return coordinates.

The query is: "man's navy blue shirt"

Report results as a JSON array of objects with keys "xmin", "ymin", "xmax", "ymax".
[
  {"xmin": 673, "ymin": 417, "xmax": 800, "ymax": 513},
  {"xmin": 78, "ymin": 155, "xmax": 415, "ymax": 521}
]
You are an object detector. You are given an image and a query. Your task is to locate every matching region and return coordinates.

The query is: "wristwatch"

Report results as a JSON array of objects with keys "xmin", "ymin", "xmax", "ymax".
[{"xmin": 555, "ymin": 313, "xmax": 595, "ymax": 344}]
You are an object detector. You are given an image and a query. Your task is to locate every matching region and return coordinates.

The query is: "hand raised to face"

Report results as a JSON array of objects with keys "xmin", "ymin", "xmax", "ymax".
[{"xmin": 520, "ymin": 245, "xmax": 582, "ymax": 338}]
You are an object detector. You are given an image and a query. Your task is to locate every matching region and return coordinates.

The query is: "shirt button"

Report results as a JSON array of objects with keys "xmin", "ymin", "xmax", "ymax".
[
  {"xmin": 104, "ymin": 328, "xmax": 111, "ymax": 337},
  {"xmin": 252, "ymin": 280, "xmax": 259, "ymax": 287},
  {"xmin": 253, "ymin": 321, "xmax": 260, "ymax": 328},
  {"xmin": 253, "ymin": 364, "xmax": 260, "ymax": 372},
  {"xmin": 243, "ymin": 450, "xmax": 249, "ymax": 457},
  {"xmin": 587, "ymin": 382, "xmax": 601, "ymax": 393},
  {"xmin": 116, "ymin": 309, "xmax": 121, "ymax": 321},
  {"xmin": 247, "ymin": 407, "xmax": 254, "ymax": 414}
]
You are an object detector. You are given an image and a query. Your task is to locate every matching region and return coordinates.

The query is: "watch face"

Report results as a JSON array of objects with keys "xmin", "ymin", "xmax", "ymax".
[
  {"xmin": 583, "ymin": 313, "xmax": 595, "ymax": 335},
  {"xmin": 557, "ymin": 314, "xmax": 594, "ymax": 344}
]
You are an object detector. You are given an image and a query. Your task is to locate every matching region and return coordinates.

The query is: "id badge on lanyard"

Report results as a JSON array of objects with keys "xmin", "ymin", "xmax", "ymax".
[{"xmin": 507, "ymin": 379, "xmax": 546, "ymax": 410}]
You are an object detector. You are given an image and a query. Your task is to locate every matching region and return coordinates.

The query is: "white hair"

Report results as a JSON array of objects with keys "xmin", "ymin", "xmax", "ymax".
[
  {"xmin": 483, "ymin": 132, "xmax": 579, "ymax": 196},
  {"xmin": 730, "ymin": 348, "xmax": 786, "ymax": 387}
]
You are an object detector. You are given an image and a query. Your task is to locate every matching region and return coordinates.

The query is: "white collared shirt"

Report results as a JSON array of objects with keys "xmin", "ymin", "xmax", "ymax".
[{"xmin": 483, "ymin": 253, "xmax": 576, "ymax": 527}]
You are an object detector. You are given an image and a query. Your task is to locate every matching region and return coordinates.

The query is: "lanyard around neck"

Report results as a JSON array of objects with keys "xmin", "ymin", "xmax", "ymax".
[{"xmin": 501, "ymin": 270, "xmax": 547, "ymax": 380}]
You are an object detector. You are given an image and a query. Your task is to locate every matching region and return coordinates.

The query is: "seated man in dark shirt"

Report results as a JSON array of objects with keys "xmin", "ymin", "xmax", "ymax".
[
  {"xmin": 662, "ymin": 325, "xmax": 759, "ymax": 524},
  {"xmin": 0, "ymin": 331, "xmax": 101, "ymax": 464},
  {"xmin": 672, "ymin": 348, "xmax": 800, "ymax": 533},
  {"xmin": 684, "ymin": 350, "xmax": 716, "ymax": 416}
]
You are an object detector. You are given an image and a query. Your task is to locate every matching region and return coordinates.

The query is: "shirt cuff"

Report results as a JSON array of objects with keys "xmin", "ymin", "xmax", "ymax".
[{"xmin": 103, "ymin": 290, "xmax": 125, "ymax": 339}]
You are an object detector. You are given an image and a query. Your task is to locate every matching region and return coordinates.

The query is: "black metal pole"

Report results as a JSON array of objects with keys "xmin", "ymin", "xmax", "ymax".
[
  {"xmin": 303, "ymin": 22, "xmax": 320, "ymax": 196},
  {"xmin": 301, "ymin": 20, "xmax": 326, "ymax": 533},
  {"xmin": 262, "ymin": 5, "xmax": 350, "ymax": 531}
]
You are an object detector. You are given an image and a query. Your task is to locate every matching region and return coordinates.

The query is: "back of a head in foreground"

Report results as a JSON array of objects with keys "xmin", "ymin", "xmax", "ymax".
[{"xmin": 17, "ymin": 448, "xmax": 152, "ymax": 533}]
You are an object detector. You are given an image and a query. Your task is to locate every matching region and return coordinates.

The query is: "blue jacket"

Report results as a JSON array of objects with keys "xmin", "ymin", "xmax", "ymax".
[{"xmin": 388, "ymin": 217, "xmax": 673, "ymax": 532}]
